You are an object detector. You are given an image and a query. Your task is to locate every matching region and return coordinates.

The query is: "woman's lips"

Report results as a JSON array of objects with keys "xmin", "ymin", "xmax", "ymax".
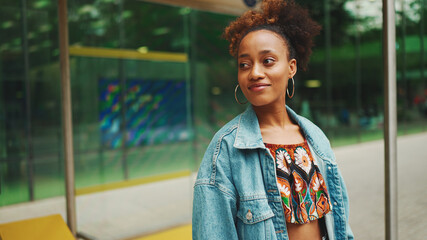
[{"xmin": 248, "ymin": 83, "xmax": 271, "ymax": 92}]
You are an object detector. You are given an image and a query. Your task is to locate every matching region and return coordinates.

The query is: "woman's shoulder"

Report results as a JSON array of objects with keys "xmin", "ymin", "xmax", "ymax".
[{"xmin": 195, "ymin": 114, "xmax": 243, "ymax": 188}]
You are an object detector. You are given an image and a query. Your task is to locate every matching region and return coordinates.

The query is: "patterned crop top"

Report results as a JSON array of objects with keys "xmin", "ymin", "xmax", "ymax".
[{"xmin": 265, "ymin": 140, "xmax": 332, "ymax": 224}]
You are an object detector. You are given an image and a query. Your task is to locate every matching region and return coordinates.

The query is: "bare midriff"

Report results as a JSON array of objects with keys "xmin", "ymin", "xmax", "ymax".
[{"xmin": 286, "ymin": 219, "xmax": 322, "ymax": 240}]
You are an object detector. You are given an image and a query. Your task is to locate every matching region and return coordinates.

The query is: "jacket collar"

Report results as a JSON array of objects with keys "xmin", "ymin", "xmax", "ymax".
[
  {"xmin": 233, "ymin": 105, "xmax": 334, "ymax": 160},
  {"xmin": 233, "ymin": 105, "xmax": 264, "ymax": 149}
]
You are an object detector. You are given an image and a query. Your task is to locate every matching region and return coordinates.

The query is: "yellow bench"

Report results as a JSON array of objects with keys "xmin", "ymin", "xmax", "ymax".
[
  {"xmin": 0, "ymin": 214, "xmax": 74, "ymax": 240},
  {"xmin": 132, "ymin": 224, "xmax": 191, "ymax": 240}
]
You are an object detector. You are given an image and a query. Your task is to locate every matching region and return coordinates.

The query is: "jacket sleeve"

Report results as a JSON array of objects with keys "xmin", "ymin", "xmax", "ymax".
[
  {"xmin": 192, "ymin": 129, "xmax": 239, "ymax": 240},
  {"xmin": 339, "ymin": 171, "xmax": 354, "ymax": 240},
  {"xmin": 192, "ymin": 182, "xmax": 238, "ymax": 240}
]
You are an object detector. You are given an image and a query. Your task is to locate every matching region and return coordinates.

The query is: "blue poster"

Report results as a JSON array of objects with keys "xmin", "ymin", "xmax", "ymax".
[{"xmin": 99, "ymin": 79, "xmax": 188, "ymax": 149}]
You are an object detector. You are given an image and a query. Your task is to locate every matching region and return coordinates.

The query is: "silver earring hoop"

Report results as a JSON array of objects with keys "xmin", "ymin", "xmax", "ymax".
[
  {"xmin": 286, "ymin": 78, "xmax": 295, "ymax": 99},
  {"xmin": 234, "ymin": 85, "xmax": 248, "ymax": 105}
]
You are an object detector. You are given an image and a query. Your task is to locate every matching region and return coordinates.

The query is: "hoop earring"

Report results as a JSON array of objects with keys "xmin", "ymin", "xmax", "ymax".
[
  {"xmin": 286, "ymin": 78, "xmax": 295, "ymax": 99},
  {"xmin": 234, "ymin": 85, "xmax": 248, "ymax": 104}
]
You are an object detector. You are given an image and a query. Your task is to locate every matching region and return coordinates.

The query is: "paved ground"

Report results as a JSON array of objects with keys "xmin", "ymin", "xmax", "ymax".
[
  {"xmin": 334, "ymin": 132, "xmax": 427, "ymax": 240},
  {"xmin": 0, "ymin": 177, "xmax": 194, "ymax": 240},
  {"xmin": 1, "ymin": 132, "xmax": 426, "ymax": 239}
]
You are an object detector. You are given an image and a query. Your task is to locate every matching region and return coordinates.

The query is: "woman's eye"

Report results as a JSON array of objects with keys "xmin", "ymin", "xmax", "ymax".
[
  {"xmin": 239, "ymin": 62, "xmax": 249, "ymax": 68},
  {"xmin": 264, "ymin": 58, "xmax": 274, "ymax": 65}
]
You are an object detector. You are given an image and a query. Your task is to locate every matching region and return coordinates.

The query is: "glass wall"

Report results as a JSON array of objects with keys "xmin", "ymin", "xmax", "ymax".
[
  {"xmin": 68, "ymin": 0, "xmax": 194, "ymax": 189},
  {"xmin": 0, "ymin": 0, "xmax": 63, "ymax": 205},
  {"xmin": 396, "ymin": 0, "xmax": 427, "ymax": 133},
  {"xmin": 0, "ymin": 0, "xmax": 426, "ymax": 239},
  {"xmin": 290, "ymin": 0, "xmax": 426, "ymax": 147}
]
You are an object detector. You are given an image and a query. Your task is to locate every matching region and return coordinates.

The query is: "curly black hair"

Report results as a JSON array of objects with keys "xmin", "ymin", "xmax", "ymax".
[{"xmin": 223, "ymin": 0, "xmax": 321, "ymax": 71}]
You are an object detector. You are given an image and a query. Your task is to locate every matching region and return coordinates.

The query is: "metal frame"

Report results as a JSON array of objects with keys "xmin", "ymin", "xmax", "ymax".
[
  {"xmin": 58, "ymin": 0, "xmax": 77, "ymax": 236},
  {"xmin": 21, "ymin": 0, "xmax": 35, "ymax": 202},
  {"xmin": 383, "ymin": 0, "xmax": 398, "ymax": 239}
]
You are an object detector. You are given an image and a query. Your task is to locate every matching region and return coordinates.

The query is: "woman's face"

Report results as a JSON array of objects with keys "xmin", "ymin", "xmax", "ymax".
[{"xmin": 237, "ymin": 29, "xmax": 296, "ymax": 107}]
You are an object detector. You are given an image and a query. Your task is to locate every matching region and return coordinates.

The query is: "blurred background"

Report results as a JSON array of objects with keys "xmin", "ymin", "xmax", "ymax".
[{"xmin": 0, "ymin": 0, "xmax": 426, "ymax": 239}]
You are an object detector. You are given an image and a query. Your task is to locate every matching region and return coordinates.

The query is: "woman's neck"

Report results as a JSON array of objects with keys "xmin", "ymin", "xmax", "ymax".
[
  {"xmin": 253, "ymin": 103, "xmax": 305, "ymax": 144},
  {"xmin": 253, "ymin": 103, "xmax": 293, "ymax": 129}
]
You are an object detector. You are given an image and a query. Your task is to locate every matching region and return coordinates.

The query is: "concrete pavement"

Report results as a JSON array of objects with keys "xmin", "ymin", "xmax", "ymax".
[
  {"xmin": 335, "ymin": 132, "xmax": 427, "ymax": 239},
  {"xmin": 0, "ymin": 177, "xmax": 194, "ymax": 240}
]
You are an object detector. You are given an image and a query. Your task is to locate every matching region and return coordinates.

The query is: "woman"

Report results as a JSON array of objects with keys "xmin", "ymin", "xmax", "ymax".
[{"xmin": 192, "ymin": 0, "xmax": 353, "ymax": 239}]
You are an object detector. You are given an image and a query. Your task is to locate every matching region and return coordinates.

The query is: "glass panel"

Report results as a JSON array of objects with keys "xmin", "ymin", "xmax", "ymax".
[
  {"xmin": 0, "ymin": 4, "xmax": 31, "ymax": 206},
  {"xmin": 68, "ymin": 1, "xmax": 193, "ymax": 238},
  {"xmin": 190, "ymin": 10, "xmax": 239, "ymax": 165},
  {"xmin": 0, "ymin": 0, "xmax": 64, "ymax": 211},
  {"xmin": 396, "ymin": 0, "xmax": 427, "ymax": 133},
  {"xmin": 28, "ymin": 5, "xmax": 64, "ymax": 201},
  {"xmin": 396, "ymin": 1, "xmax": 427, "ymax": 240}
]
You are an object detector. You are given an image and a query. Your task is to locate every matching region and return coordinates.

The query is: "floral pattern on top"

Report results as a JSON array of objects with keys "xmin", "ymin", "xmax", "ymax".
[{"xmin": 265, "ymin": 140, "xmax": 332, "ymax": 224}]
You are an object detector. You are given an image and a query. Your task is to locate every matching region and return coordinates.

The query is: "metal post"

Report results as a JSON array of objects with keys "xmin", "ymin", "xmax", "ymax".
[
  {"xmin": 58, "ymin": 0, "xmax": 77, "ymax": 236},
  {"xmin": 118, "ymin": 0, "xmax": 129, "ymax": 180},
  {"xmin": 355, "ymin": 0, "xmax": 362, "ymax": 143},
  {"xmin": 21, "ymin": 0, "xmax": 35, "ymax": 202},
  {"xmin": 183, "ymin": 8, "xmax": 193, "ymax": 170},
  {"xmin": 383, "ymin": 0, "xmax": 398, "ymax": 240},
  {"xmin": 400, "ymin": 0, "xmax": 408, "ymax": 134},
  {"xmin": 420, "ymin": 0, "xmax": 425, "ymax": 132},
  {"xmin": 324, "ymin": 0, "xmax": 333, "ymax": 138},
  {"xmin": 189, "ymin": 10, "xmax": 200, "ymax": 173}
]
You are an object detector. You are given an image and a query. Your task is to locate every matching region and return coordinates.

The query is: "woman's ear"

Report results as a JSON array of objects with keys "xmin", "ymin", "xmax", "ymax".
[{"xmin": 289, "ymin": 59, "xmax": 297, "ymax": 78}]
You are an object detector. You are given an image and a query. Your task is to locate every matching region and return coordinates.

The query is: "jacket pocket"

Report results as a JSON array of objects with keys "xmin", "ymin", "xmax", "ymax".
[{"xmin": 236, "ymin": 198, "xmax": 276, "ymax": 240}]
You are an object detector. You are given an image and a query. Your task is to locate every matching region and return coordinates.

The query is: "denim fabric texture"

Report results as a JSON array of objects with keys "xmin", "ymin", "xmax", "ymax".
[{"xmin": 192, "ymin": 105, "xmax": 354, "ymax": 240}]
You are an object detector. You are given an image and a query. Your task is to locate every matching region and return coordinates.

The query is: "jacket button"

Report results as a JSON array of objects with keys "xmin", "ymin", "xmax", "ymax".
[{"xmin": 246, "ymin": 210, "xmax": 253, "ymax": 220}]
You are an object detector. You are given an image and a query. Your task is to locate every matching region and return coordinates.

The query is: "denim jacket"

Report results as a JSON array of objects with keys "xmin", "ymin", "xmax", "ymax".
[{"xmin": 192, "ymin": 105, "xmax": 354, "ymax": 240}]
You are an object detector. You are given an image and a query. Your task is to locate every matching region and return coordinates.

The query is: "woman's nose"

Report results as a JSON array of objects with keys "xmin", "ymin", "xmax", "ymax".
[{"xmin": 249, "ymin": 63, "xmax": 265, "ymax": 80}]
